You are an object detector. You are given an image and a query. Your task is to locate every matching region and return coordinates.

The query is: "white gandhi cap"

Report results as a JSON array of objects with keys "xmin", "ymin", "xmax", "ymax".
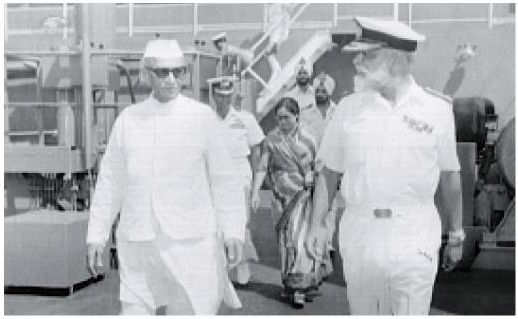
[{"xmin": 142, "ymin": 39, "xmax": 187, "ymax": 68}]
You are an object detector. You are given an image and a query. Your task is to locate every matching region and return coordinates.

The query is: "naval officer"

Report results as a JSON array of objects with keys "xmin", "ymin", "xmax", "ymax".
[
  {"xmin": 211, "ymin": 76, "xmax": 265, "ymax": 285},
  {"xmin": 308, "ymin": 17, "xmax": 464, "ymax": 315}
]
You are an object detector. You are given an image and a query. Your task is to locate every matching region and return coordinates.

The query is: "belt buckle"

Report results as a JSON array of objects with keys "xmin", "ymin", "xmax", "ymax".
[{"xmin": 373, "ymin": 208, "xmax": 392, "ymax": 218}]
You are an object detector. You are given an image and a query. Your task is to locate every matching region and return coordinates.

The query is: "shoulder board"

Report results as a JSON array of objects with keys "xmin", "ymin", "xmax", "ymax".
[
  {"xmin": 228, "ymin": 117, "xmax": 246, "ymax": 129},
  {"xmin": 424, "ymin": 87, "xmax": 453, "ymax": 104}
]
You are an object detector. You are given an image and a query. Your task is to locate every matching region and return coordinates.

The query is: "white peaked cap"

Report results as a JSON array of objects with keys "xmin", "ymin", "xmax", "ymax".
[{"xmin": 343, "ymin": 16, "xmax": 426, "ymax": 53}]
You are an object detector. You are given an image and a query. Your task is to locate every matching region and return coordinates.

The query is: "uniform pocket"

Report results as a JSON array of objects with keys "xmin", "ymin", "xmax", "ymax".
[{"xmin": 343, "ymin": 124, "xmax": 368, "ymax": 166}]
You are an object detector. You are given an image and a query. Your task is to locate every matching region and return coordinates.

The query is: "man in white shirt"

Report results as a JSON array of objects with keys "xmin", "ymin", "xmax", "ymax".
[
  {"xmin": 285, "ymin": 59, "xmax": 315, "ymax": 111},
  {"xmin": 311, "ymin": 72, "xmax": 340, "ymax": 262},
  {"xmin": 311, "ymin": 72, "xmax": 338, "ymax": 145},
  {"xmin": 211, "ymin": 76, "xmax": 265, "ymax": 285},
  {"xmin": 86, "ymin": 39, "xmax": 246, "ymax": 315},
  {"xmin": 285, "ymin": 59, "xmax": 318, "ymax": 137},
  {"xmin": 308, "ymin": 17, "xmax": 465, "ymax": 315}
]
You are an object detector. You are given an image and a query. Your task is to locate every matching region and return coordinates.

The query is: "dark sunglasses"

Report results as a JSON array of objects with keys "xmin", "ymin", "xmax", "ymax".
[
  {"xmin": 275, "ymin": 114, "xmax": 297, "ymax": 121},
  {"xmin": 148, "ymin": 67, "xmax": 186, "ymax": 79}
]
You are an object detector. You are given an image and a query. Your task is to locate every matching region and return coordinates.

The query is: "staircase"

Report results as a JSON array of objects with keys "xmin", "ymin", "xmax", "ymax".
[{"xmin": 255, "ymin": 29, "xmax": 333, "ymax": 119}]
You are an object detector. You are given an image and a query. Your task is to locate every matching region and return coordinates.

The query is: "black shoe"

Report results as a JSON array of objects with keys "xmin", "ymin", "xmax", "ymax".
[
  {"xmin": 280, "ymin": 289, "xmax": 290, "ymax": 301},
  {"xmin": 292, "ymin": 291, "xmax": 305, "ymax": 309},
  {"xmin": 330, "ymin": 250, "xmax": 336, "ymax": 260}
]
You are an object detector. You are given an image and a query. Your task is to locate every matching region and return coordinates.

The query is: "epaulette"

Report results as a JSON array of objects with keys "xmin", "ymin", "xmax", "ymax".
[
  {"xmin": 228, "ymin": 117, "xmax": 246, "ymax": 129},
  {"xmin": 424, "ymin": 87, "xmax": 453, "ymax": 104}
]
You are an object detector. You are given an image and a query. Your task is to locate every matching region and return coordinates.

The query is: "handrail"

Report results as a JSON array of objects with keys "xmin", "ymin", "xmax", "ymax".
[
  {"xmin": 6, "ymin": 102, "xmax": 79, "ymax": 108},
  {"xmin": 5, "ymin": 49, "xmax": 221, "ymax": 59},
  {"xmin": 240, "ymin": 3, "xmax": 310, "ymax": 85},
  {"xmin": 8, "ymin": 130, "xmax": 58, "ymax": 136},
  {"xmin": 247, "ymin": 68, "xmax": 268, "ymax": 88},
  {"xmin": 250, "ymin": 3, "xmax": 309, "ymax": 52},
  {"xmin": 5, "ymin": 102, "xmax": 128, "ymax": 111},
  {"xmin": 6, "ymin": 51, "xmax": 80, "ymax": 57}
]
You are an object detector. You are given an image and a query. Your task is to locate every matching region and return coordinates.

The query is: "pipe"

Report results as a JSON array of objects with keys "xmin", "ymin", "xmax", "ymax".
[
  {"xmin": 193, "ymin": 3, "xmax": 198, "ymax": 36},
  {"xmin": 7, "ymin": 102, "xmax": 79, "ymax": 107},
  {"xmin": 333, "ymin": 3, "xmax": 338, "ymax": 27},
  {"xmin": 393, "ymin": 3, "xmax": 399, "ymax": 21},
  {"xmin": 115, "ymin": 60, "xmax": 136, "ymax": 103},
  {"xmin": 4, "ymin": 3, "xmax": 8, "ymax": 41},
  {"xmin": 4, "ymin": 54, "xmax": 10, "ymax": 145},
  {"xmin": 81, "ymin": 3, "xmax": 93, "ymax": 170},
  {"xmin": 5, "ymin": 49, "xmax": 220, "ymax": 58},
  {"xmin": 5, "ymin": 51, "xmax": 80, "ymax": 56},
  {"xmin": 488, "ymin": 3, "xmax": 494, "ymax": 29},
  {"xmin": 62, "ymin": 3, "xmax": 68, "ymax": 40},
  {"xmin": 408, "ymin": 3, "xmax": 413, "ymax": 27},
  {"xmin": 128, "ymin": 3, "xmax": 134, "ymax": 37}
]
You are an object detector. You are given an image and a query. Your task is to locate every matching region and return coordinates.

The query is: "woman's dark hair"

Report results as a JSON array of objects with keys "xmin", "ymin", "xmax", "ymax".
[{"xmin": 274, "ymin": 97, "xmax": 300, "ymax": 116}]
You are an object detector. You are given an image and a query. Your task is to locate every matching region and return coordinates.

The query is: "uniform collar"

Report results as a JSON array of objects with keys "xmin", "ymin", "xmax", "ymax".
[
  {"xmin": 395, "ymin": 76, "xmax": 420, "ymax": 108},
  {"xmin": 375, "ymin": 76, "xmax": 420, "ymax": 111}
]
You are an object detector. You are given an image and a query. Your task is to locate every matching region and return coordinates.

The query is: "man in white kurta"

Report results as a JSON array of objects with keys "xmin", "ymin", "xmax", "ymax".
[
  {"xmin": 86, "ymin": 40, "xmax": 246, "ymax": 315},
  {"xmin": 311, "ymin": 73, "xmax": 340, "ymax": 261},
  {"xmin": 211, "ymin": 77, "xmax": 265, "ymax": 285},
  {"xmin": 308, "ymin": 17, "xmax": 465, "ymax": 315},
  {"xmin": 309, "ymin": 73, "xmax": 338, "ymax": 145}
]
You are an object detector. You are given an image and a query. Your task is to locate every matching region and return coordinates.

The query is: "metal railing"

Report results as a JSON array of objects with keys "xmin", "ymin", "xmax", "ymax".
[
  {"xmin": 240, "ymin": 3, "xmax": 311, "ymax": 88},
  {"xmin": 5, "ymin": 102, "xmax": 74, "ymax": 146},
  {"xmin": 5, "ymin": 41, "xmax": 222, "ymax": 161},
  {"xmin": 6, "ymin": 3, "xmax": 515, "ymax": 39}
]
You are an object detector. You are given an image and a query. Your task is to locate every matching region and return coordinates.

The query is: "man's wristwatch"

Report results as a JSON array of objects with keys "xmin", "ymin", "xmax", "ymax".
[{"xmin": 448, "ymin": 229, "xmax": 466, "ymax": 247}]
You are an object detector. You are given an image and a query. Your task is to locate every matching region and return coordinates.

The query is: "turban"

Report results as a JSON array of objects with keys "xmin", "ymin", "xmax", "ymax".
[{"xmin": 313, "ymin": 72, "xmax": 336, "ymax": 95}]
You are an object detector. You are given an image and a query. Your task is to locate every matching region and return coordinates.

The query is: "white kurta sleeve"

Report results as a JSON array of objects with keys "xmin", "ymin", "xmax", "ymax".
[
  {"xmin": 438, "ymin": 106, "xmax": 461, "ymax": 171},
  {"xmin": 87, "ymin": 113, "xmax": 127, "ymax": 245},
  {"xmin": 317, "ymin": 108, "xmax": 346, "ymax": 173},
  {"xmin": 243, "ymin": 113, "xmax": 265, "ymax": 147},
  {"xmin": 204, "ymin": 113, "xmax": 246, "ymax": 242}
]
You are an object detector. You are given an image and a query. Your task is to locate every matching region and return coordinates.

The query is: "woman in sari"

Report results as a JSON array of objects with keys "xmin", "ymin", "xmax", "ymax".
[{"xmin": 251, "ymin": 97, "xmax": 332, "ymax": 308}]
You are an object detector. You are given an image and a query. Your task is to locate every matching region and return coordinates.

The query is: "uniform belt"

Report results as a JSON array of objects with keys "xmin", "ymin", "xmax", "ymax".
[
  {"xmin": 347, "ymin": 204, "xmax": 436, "ymax": 219},
  {"xmin": 373, "ymin": 208, "xmax": 392, "ymax": 218}
]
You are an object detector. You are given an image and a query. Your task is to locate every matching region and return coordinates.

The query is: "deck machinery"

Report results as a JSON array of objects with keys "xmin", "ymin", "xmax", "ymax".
[
  {"xmin": 4, "ymin": 4, "xmax": 515, "ymax": 270},
  {"xmin": 5, "ymin": 4, "xmax": 222, "ymax": 214}
]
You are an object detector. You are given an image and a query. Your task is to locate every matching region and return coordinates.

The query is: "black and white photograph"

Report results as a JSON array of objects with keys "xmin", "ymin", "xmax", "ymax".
[{"xmin": 3, "ymin": 2, "xmax": 515, "ymax": 315}]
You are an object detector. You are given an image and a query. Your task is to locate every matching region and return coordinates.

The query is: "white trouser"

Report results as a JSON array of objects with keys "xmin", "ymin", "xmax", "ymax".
[
  {"xmin": 229, "ymin": 181, "xmax": 259, "ymax": 284},
  {"xmin": 325, "ymin": 192, "xmax": 344, "ymax": 249},
  {"xmin": 117, "ymin": 231, "xmax": 238, "ymax": 315},
  {"xmin": 339, "ymin": 205, "xmax": 441, "ymax": 315}
]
